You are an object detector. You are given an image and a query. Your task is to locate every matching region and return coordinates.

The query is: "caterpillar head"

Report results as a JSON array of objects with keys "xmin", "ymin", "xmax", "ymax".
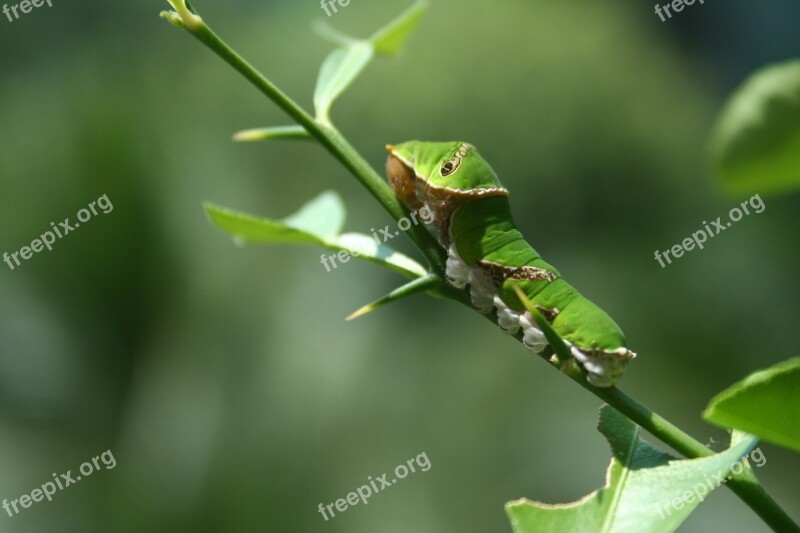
[{"xmin": 386, "ymin": 141, "xmax": 509, "ymax": 230}]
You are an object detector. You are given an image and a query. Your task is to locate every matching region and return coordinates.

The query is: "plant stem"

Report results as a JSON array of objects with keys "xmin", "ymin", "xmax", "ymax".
[
  {"xmin": 163, "ymin": 6, "xmax": 797, "ymax": 531},
  {"xmin": 489, "ymin": 282, "xmax": 797, "ymax": 531},
  {"xmin": 585, "ymin": 382, "xmax": 798, "ymax": 532},
  {"xmin": 172, "ymin": 7, "xmax": 445, "ymax": 273}
]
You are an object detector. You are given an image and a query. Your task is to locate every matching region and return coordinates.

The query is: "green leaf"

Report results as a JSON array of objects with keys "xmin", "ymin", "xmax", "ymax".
[
  {"xmin": 370, "ymin": 0, "xmax": 429, "ymax": 56},
  {"xmin": 333, "ymin": 233, "xmax": 426, "ymax": 277},
  {"xmin": 232, "ymin": 125, "xmax": 310, "ymax": 142},
  {"xmin": 703, "ymin": 357, "xmax": 800, "ymax": 453},
  {"xmin": 710, "ymin": 59, "xmax": 800, "ymax": 197},
  {"xmin": 204, "ymin": 191, "xmax": 427, "ymax": 279},
  {"xmin": 312, "ymin": 2, "xmax": 427, "ymax": 123},
  {"xmin": 279, "ymin": 190, "xmax": 345, "ymax": 240},
  {"xmin": 313, "ymin": 20, "xmax": 357, "ymax": 48},
  {"xmin": 506, "ymin": 406, "xmax": 759, "ymax": 533},
  {"xmin": 346, "ymin": 273, "xmax": 441, "ymax": 320},
  {"xmin": 313, "ymin": 43, "xmax": 374, "ymax": 123},
  {"xmin": 205, "ymin": 190, "xmax": 344, "ymax": 244}
]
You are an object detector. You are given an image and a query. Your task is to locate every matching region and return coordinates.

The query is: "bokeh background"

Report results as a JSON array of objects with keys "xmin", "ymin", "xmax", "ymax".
[{"xmin": 1, "ymin": 1, "xmax": 799, "ymax": 531}]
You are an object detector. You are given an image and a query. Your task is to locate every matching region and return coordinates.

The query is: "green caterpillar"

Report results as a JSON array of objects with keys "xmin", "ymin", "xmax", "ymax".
[{"xmin": 386, "ymin": 141, "xmax": 635, "ymax": 387}]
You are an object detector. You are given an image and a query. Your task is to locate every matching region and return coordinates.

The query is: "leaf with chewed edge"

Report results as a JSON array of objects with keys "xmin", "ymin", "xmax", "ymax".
[
  {"xmin": 506, "ymin": 406, "xmax": 758, "ymax": 533},
  {"xmin": 204, "ymin": 190, "xmax": 427, "ymax": 279}
]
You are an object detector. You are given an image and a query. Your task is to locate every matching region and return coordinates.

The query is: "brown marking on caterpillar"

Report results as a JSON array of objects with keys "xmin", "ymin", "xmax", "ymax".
[
  {"xmin": 476, "ymin": 260, "xmax": 557, "ymax": 286},
  {"xmin": 535, "ymin": 305, "xmax": 560, "ymax": 322},
  {"xmin": 385, "ymin": 145, "xmax": 508, "ymax": 243},
  {"xmin": 508, "ymin": 265, "xmax": 557, "ymax": 283},
  {"xmin": 422, "ymin": 184, "xmax": 508, "ymax": 242},
  {"xmin": 386, "ymin": 153, "xmax": 424, "ymax": 212}
]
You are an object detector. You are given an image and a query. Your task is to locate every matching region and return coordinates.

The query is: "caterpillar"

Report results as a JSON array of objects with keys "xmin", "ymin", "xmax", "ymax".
[{"xmin": 385, "ymin": 141, "xmax": 635, "ymax": 387}]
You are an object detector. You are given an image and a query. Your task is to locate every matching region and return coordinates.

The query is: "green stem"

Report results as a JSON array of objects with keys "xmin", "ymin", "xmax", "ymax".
[
  {"xmin": 586, "ymin": 383, "xmax": 798, "ymax": 532},
  {"xmin": 499, "ymin": 284, "xmax": 796, "ymax": 531},
  {"xmin": 171, "ymin": 5, "xmax": 445, "ymax": 273},
  {"xmin": 163, "ymin": 5, "xmax": 797, "ymax": 531}
]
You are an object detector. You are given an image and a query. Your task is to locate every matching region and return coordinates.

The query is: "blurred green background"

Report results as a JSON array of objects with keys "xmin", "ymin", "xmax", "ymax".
[{"xmin": 1, "ymin": 1, "xmax": 799, "ymax": 531}]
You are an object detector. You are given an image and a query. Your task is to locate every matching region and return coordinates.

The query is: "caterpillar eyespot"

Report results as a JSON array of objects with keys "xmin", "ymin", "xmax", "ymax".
[
  {"xmin": 386, "ymin": 141, "xmax": 636, "ymax": 387},
  {"xmin": 440, "ymin": 159, "xmax": 458, "ymax": 176}
]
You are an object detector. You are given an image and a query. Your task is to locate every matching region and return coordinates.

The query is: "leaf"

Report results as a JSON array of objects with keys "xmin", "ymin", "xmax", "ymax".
[
  {"xmin": 232, "ymin": 125, "xmax": 310, "ymax": 142},
  {"xmin": 313, "ymin": 20, "xmax": 357, "ymax": 48},
  {"xmin": 506, "ymin": 406, "xmax": 759, "ymax": 533},
  {"xmin": 333, "ymin": 233, "xmax": 426, "ymax": 277},
  {"xmin": 280, "ymin": 190, "xmax": 345, "ymax": 240},
  {"xmin": 346, "ymin": 273, "xmax": 440, "ymax": 320},
  {"xmin": 370, "ymin": 0, "xmax": 429, "ymax": 56},
  {"xmin": 312, "ymin": 2, "xmax": 428, "ymax": 123},
  {"xmin": 205, "ymin": 190, "xmax": 344, "ymax": 244},
  {"xmin": 204, "ymin": 191, "xmax": 427, "ymax": 279},
  {"xmin": 703, "ymin": 357, "xmax": 800, "ymax": 453},
  {"xmin": 313, "ymin": 43, "xmax": 375, "ymax": 123},
  {"xmin": 710, "ymin": 59, "xmax": 800, "ymax": 197}
]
